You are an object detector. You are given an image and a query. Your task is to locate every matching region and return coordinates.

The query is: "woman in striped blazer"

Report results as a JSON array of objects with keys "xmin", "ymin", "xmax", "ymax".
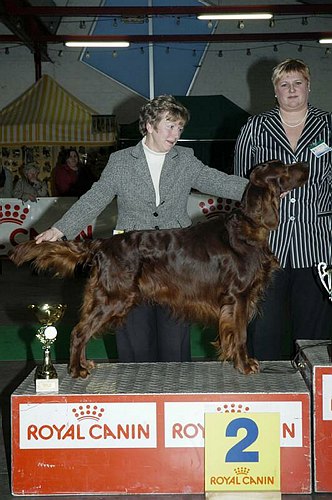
[{"xmin": 234, "ymin": 58, "xmax": 332, "ymax": 361}]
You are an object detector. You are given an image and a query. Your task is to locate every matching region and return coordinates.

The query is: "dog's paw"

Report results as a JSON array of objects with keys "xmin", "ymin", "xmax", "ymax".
[
  {"xmin": 235, "ymin": 357, "xmax": 260, "ymax": 375},
  {"xmin": 246, "ymin": 357, "xmax": 260, "ymax": 374},
  {"xmin": 68, "ymin": 360, "xmax": 95, "ymax": 379}
]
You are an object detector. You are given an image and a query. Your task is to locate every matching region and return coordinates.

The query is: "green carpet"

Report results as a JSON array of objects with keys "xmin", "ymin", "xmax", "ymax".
[{"xmin": 0, "ymin": 324, "xmax": 218, "ymax": 362}]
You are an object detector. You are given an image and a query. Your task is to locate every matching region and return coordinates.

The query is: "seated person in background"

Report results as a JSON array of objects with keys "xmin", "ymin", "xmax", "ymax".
[
  {"xmin": 53, "ymin": 148, "xmax": 95, "ymax": 197},
  {"xmin": 0, "ymin": 166, "xmax": 14, "ymax": 197},
  {"xmin": 13, "ymin": 164, "xmax": 49, "ymax": 202}
]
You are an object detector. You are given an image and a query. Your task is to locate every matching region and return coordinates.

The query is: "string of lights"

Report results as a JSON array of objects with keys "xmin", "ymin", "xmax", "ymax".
[{"xmin": 0, "ymin": 40, "xmax": 330, "ymax": 58}]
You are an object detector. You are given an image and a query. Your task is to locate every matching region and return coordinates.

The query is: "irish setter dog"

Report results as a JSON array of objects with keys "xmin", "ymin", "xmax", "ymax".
[{"xmin": 9, "ymin": 160, "xmax": 308, "ymax": 378}]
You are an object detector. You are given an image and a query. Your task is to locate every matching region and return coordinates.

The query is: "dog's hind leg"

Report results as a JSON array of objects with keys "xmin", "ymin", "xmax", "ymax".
[
  {"xmin": 68, "ymin": 278, "xmax": 139, "ymax": 378},
  {"xmin": 217, "ymin": 300, "xmax": 260, "ymax": 375}
]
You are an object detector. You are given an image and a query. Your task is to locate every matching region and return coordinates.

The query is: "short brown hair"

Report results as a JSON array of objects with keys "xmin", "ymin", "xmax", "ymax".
[
  {"xmin": 139, "ymin": 95, "xmax": 190, "ymax": 136},
  {"xmin": 271, "ymin": 59, "xmax": 310, "ymax": 87}
]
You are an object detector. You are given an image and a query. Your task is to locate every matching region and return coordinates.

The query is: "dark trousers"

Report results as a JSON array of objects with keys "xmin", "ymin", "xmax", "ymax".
[
  {"xmin": 247, "ymin": 262, "xmax": 332, "ymax": 360},
  {"xmin": 115, "ymin": 302, "xmax": 191, "ymax": 362}
]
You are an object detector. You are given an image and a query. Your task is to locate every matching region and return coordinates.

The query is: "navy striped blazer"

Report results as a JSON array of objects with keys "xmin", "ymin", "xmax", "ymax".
[{"xmin": 234, "ymin": 104, "xmax": 331, "ymax": 268}]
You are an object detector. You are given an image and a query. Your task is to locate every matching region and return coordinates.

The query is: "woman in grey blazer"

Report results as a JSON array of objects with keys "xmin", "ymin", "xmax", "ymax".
[
  {"xmin": 35, "ymin": 95, "xmax": 248, "ymax": 363},
  {"xmin": 234, "ymin": 59, "xmax": 332, "ymax": 361}
]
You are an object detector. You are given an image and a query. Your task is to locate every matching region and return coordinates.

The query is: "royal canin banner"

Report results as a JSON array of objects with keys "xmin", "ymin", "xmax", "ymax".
[
  {"xmin": 0, "ymin": 195, "xmax": 240, "ymax": 256},
  {"xmin": 19, "ymin": 399, "xmax": 302, "ymax": 450}
]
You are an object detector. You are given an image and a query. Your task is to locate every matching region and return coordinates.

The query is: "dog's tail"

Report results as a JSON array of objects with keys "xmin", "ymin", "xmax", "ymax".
[{"xmin": 9, "ymin": 240, "xmax": 102, "ymax": 278}]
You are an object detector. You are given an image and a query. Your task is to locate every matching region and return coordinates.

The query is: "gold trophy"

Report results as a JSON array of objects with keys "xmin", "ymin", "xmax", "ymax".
[
  {"xmin": 317, "ymin": 262, "xmax": 332, "ymax": 303},
  {"xmin": 29, "ymin": 303, "xmax": 67, "ymax": 393}
]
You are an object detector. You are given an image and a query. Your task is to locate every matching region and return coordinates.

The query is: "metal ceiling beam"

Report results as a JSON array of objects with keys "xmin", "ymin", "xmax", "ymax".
[
  {"xmin": 0, "ymin": 0, "xmax": 53, "ymax": 62},
  {"xmin": 3, "ymin": 4, "xmax": 332, "ymax": 16},
  {"xmin": 0, "ymin": 32, "xmax": 331, "ymax": 44}
]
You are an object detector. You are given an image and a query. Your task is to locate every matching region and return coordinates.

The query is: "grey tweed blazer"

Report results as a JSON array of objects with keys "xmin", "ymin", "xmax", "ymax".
[{"xmin": 55, "ymin": 141, "xmax": 248, "ymax": 239}]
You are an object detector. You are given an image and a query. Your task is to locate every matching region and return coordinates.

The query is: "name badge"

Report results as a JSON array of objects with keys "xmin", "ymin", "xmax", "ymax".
[{"xmin": 310, "ymin": 140, "xmax": 332, "ymax": 158}]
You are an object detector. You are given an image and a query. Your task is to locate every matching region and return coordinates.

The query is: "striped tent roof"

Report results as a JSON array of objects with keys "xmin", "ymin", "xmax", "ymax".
[{"xmin": 0, "ymin": 75, "xmax": 117, "ymax": 146}]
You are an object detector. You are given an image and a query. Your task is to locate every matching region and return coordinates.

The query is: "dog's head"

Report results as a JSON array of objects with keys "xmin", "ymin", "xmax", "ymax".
[
  {"xmin": 249, "ymin": 159, "xmax": 309, "ymax": 193},
  {"xmin": 242, "ymin": 160, "xmax": 309, "ymax": 230}
]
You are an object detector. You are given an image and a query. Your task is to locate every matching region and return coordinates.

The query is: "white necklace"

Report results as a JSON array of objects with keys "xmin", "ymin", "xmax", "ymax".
[{"xmin": 279, "ymin": 109, "xmax": 308, "ymax": 128}]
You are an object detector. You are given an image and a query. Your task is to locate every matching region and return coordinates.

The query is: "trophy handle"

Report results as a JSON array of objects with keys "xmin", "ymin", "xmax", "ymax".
[{"xmin": 317, "ymin": 262, "xmax": 332, "ymax": 301}]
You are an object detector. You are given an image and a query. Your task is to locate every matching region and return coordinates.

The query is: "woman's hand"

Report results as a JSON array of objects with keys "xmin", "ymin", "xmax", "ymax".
[{"xmin": 35, "ymin": 227, "xmax": 64, "ymax": 244}]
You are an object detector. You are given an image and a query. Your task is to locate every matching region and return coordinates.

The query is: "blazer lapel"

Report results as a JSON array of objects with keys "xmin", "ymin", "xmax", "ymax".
[
  {"xmin": 262, "ymin": 108, "xmax": 296, "ymax": 156},
  {"xmin": 131, "ymin": 142, "xmax": 156, "ymax": 198},
  {"xmin": 296, "ymin": 108, "xmax": 327, "ymax": 156},
  {"xmin": 159, "ymin": 147, "xmax": 180, "ymax": 204}
]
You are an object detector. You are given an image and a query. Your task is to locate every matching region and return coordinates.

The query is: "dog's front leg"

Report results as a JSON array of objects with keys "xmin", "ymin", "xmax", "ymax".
[{"xmin": 217, "ymin": 302, "xmax": 260, "ymax": 375}]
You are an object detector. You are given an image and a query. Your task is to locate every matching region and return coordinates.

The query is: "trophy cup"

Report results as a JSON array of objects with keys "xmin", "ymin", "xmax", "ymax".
[
  {"xmin": 29, "ymin": 303, "xmax": 67, "ymax": 393},
  {"xmin": 317, "ymin": 262, "xmax": 332, "ymax": 302}
]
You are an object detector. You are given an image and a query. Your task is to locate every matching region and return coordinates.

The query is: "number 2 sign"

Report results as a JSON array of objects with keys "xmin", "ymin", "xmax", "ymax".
[{"xmin": 204, "ymin": 413, "xmax": 280, "ymax": 493}]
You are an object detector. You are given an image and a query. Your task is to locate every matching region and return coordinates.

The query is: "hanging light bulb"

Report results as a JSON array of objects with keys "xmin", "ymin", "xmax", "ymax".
[
  {"xmin": 273, "ymin": 45, "xmax": 278, "ymax": 52},
  {"xmin": 218, "ymin": 50, "xmax": 223, "ymax": 57},
  {"xmin": 140, "ymin": 47, "xmax": 144, "ymax": 54},
  {"xmin": 85, "ymin": 50, "xmax": 90, "ymax": 59},
  {"xmin": 302, "ymin": 17, "xmax": 308, "ymax": 26},
  {"xmin": 112, "ymin": 50, "xmax": 118, "ymax": 58},
  {"xmin": 207, "ymin": 20, "xmax": 213, "ymax": 29},
  {"xmin": 5, "ymin": 47, "xmax": 9, "ymax": 55},
  {"xmin": 269, "ymin": 18, "xmax": 275, "ymax": 28},
  {"xmin": 165, "ymin": 46, "xmax": 170, "ymax": 54},
  {"xmin": 113, "ymin": 18, "xmax": 118, "ymax": 28},
  {"xmin": 58, "ymin": 49, "xmax": 63, "ymax": 57},
  {"xmin": 298, "ymin": 45, "xmax": 303, "ymax": 53},
  {"xmin": 246, "ymin": 48, "xmax": 251, "ymax": 56},
  {"xmin": 238, "ymin": 20, "xmax": 245, "ymax": 29},
  {"xmin": 192, "ymin": 49, "xmax": 196, "ymax": 57}
]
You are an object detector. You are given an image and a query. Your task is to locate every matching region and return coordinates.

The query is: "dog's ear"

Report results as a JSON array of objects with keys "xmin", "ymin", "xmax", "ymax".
[
  {"xmin": 246, "ymin": 162, "xmax": 283, "ymax": 230},
  {"xmin": 241, "ymin": 183, "xmax": 280, "ymax": 231},
  {"xmin": 261, "ymin": 187, "xmax": 280, "ymax": 229}
]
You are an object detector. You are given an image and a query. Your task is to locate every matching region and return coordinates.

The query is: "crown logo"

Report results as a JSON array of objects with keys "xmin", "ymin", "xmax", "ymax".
[
  {"xmin": 199, "ymin": 198, "xmax": 241, "ymax": 219},
  {"xmin": 0, "ymin": 203, "xmax": 30, "ymax": 225},
  {"xmin": 234, "ymin": 467, "xmax": 250, "ymax": 475},
  {"xmin": 72, "ymin": 404, "xmax": 105, "ymax": 421},
  {"xmin": 215, "ymin": 403, "xmax": 250, "ymax": 413}
]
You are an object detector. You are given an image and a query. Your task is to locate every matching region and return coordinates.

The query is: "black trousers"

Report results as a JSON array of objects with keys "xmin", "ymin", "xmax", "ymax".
[
  {"xmin": 115, "ymin": 302, "xmax": 191, "ymax": 362},
  {"xmin": 247, "ymin": 262, "xmax": 332, "ymax": 361}
]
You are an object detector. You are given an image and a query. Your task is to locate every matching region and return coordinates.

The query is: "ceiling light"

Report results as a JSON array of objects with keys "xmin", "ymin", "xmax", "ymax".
[
  {"xmin": 197, "ymin": 13, "xmax": 272, "ymax": 21},
  {"xmin": 319, "ymin": 38, "xmax": 332, "ymax": 44},
  {"xmin": 65, "ymin": 41, "xmax": 130, "ymax": 48}
]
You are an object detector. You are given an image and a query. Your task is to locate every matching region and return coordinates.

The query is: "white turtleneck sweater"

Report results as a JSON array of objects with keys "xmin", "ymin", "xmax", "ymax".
[{"xmin": 142, "ymin": 137, "xmax": 166, "ymax": 206}]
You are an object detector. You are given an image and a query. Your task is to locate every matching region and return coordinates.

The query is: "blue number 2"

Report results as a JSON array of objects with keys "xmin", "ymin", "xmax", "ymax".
[{"xmin": 225, "ymin": 417, "xmax": 259, "ymax": 463}]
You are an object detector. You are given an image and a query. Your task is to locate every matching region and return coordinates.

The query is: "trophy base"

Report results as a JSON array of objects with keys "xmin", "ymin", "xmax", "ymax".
[{"xmin": 35, "ymin": 377, "xmax": 59, "ymax": 393}]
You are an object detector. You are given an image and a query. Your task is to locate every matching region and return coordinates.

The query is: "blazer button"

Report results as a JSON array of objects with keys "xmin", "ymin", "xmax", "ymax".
[
  {"xmin": 155, "ymin": 225, "xmax": 160, "ymax": 230},
  {"xmin": 153, "ymin": 212, "xmax": 158, "ymax": 217}
]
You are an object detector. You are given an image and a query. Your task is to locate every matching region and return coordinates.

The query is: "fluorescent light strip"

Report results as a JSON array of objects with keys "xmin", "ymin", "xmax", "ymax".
[
  {"xmin": 65, "ymin": 41, "xmax": 130, "ymax": 48},
  {"xmin": 197, "ymin": 13, "xmax": 273, "ymax": 20},
  {"xmin": 319, "ymin": 38, "xmax": 332, "ymax": 44}
]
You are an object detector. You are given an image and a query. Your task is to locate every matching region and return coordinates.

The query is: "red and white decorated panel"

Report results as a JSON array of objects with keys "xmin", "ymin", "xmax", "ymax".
[
  {"xmin": 0, "ymin": 194, "xmax": 240, "ymax": 255},
  {"xmin": 297, "ymin": 340, "xmax": 332, "ymax": 493},
  {"xmin": 11, "ymin": 361, "xmax": 311, "ymax": 495}
]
